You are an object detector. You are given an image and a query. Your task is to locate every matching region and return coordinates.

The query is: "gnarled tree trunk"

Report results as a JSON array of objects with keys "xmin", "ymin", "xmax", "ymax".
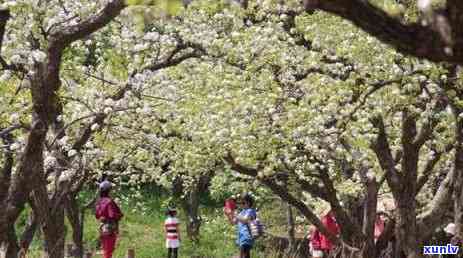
[
  {"xmin": 360, "ymin": 173, "xmax": 378, "ymax": 258},
  {"xmin": 0, "ymin": 225, "xmax": 19, "ymax": 258},
  {"xmin": 453, "ymin": 108, "xmax": 463, "ymax": 241},
  {"xmin": 173, "ymin": 174, "xmax": 212, "ymax": 242},
  {"xmin": 65, "ymin": 196, "xmax": 85, "ymax": 258},
  {"xmin": 42, "ymin": 207, "xmax": 66, "ymax": 258},
  {"xmin": 286, "ymin": 202, "xmax": 296, "ymax": 252},
  {"xmin": 181, "ymin": 189, "xmax": 202, "ymax": 243}
]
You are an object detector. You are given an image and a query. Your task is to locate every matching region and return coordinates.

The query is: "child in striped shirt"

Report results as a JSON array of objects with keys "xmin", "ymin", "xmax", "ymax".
[{"xmin": 164, "ymin": 207, "xmax": 180, "ymax": 258}]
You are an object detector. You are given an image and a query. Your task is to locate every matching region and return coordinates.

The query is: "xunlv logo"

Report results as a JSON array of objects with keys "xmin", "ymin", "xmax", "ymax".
[{"xmin": 423, "ymin": 244, "xmax": 459, "ymax": 255}]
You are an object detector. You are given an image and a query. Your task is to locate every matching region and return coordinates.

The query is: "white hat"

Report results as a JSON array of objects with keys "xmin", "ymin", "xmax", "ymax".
[
  {"xmin": 99, "ymin": 180, "xmax": 112, "ymax": 191},
  {"xmin": 444, "ymin": 223, "xmax": 456, "ymax": 235}
]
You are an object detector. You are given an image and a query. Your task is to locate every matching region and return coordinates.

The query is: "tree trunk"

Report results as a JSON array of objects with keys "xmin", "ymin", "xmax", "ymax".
[
  {"xmin": 396, "ymin": 200, "xmax": 421, "ymax": 258},
  {"xmin": 286, "ymin": 202, "xmax": 295, "ymax": 253},
  {"xmin": 453, "ymin": 110, "xmax": 463, "ymax": 240},
  {"xmin": 65, "ymin": 196, "xmax": 84, "ymax": 258},
  {"xmin": 173, "ymin": 174, "xmax": 212, "ymax": 242},
  {"xmin": 42, "ymin": 206, "xmax": 66, "ymax": 258},
  {"xmin": 0, "ymin": 225, "xmax": 19, "ymax": 258},
  {"xmin": 372, "ymin": 111, "xmax": 423, "ymax": 258},
  {"xmin": 0, "ymin": 119, "xmax": 47, "ymax": 251},
  {"xmin": 360, "ymin": 176, "xmax": 378, "ymax": 258},
  {"xmin": 0, "ymin": 120, "xmax": 46, "ymax": 258},
  {"xmin": 32, "ymin": 172, "xmax": 67, "ymax": 258},
  {"xmin": 376, "ymin": 218, "xmax": 396, "ymax": 258},
  {"xmin": 181, "ymin": 189, "xmax": 201, "ymax": 243}
]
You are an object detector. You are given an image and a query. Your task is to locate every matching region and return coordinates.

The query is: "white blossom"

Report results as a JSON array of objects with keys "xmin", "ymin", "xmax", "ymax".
[
  {"xmin": 104, "ymin": 107, "xmax": 113, "ymax": 114},
  {"xmin": 68, "ymin": 149, "xmax": 78, "ymax": 157},
  {"xmin": 59, "ymin": 170, "xmax": 75, "ymax": 182},
  {"xmin": 104, "ymin": 98, "xmax": 115, "ymax": 106},
  {"xmin": 9, "ymin": 142, "xmax": 20, "ymax": 151},
  {"xmin": 143, "ymin": 32, "xmax": 159, "ymax": 41},
  {"xmin": 44, "ymin": 155, "xmax": 58, "ymax": 169},
  {"xmin": 0, "ymin": 1, "xmax": 16, "ymax": 8},
  {"xmin": 141, "ymin": 105, "xmax": 151, "ymax": 115},
  {"xmin": 91, "ymin": 123, "xmax": 100, "ymax": 131},
  {"xmin": 31, "ymin": 50, "xmax": 47, "ymax": 62},
  {"xmin": 85, "ymin": 141, "xmax": 94, "ymax": 149},
  {"xmin": 58, "ymin": 136, "xmax": 69, "ymax": 146},
  {"xmin": 10, "ymin": 54, "xmax": 22, "ymax": 64},
  {"xmin": 10, "ymin": 113, "xmax": 19, "ymax": 123},
  {"xmin": 0, "ymin": 70, "xmax": 12, "ymax": 81},
  {"xmin": 417, "ymin": 0, "xmax": 432, "ymax": 11}
]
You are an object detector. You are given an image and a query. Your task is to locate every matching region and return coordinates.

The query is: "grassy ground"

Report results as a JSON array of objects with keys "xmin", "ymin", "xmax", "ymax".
[
  {"xmin": 82, "ymin": 208, "xmax": 241, "ymax": 258},
  {"xmin": 23, "ymin": 190, "xmax": 282, "ymax": 258}
]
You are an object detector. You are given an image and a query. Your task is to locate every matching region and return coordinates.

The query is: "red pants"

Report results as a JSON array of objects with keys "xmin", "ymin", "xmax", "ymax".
[{"xmin": 101, "ymin": 234, "xmax": 117, "ymax": 258}]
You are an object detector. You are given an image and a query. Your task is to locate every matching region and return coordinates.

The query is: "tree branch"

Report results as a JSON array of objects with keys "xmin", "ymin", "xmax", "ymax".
[
  {"xmin": 416, "ymin": 143, "xmax": 453, "ymax": 194},
  {"xmin": 294, "ymin": 177, "xmax": 328, "ymax": 200},
  {"xmin": 144, "ymin": 51, "xmax": 202, "ymax": 71},
  {"xmin": 0, "ymin": 124, "xmax": 23, "ymax": 138},
  {"xmin": 38, "ymin": 0, "xmax": 126, "ymax": 124},
  {"xmin": 0, "ymin": 9, "xmax": 25, "ymax": 73},
  {"xmin": 360, "ymin": 168, "xmax": 379, "ymax": 258},
  {"xmin": 0, "ymin": 127, "xmax": 14, "ymax": 203},
  {"xmin": 400, "ymin": 109, "xmax": 419, "ymax": 195},
  {"xmin": 413, "ymin": 96, "xmax": 448, "ymax": 148},
  {"xmin": 223, "ymin": 152, "xmax": 346, "ymax": 247},
  {"xmin": 304, "ymin": 0, "xmax": 463, "ymax": 63},
  {"xmin": 417, "ymin": 110, "xmax": 463, "ymax": 240},
  {"xmin": 315, "ymin": 159, "xmax": 364, "ymax": 241},
  {"xmin": 370, "ymin": 116, "xmax": 402, "ymax": 198},
  {"xmin": 48, "ymin": 0, "xmax": 126, "ymax": 51},
  {"xmin": 3, "ymin": 119, "xmax": 47, "ymax": 230},
  {"xmin": 417, "ymin": 165, "xmax": 455, "ymax": 240},
  {"xmin": 71, "ymin": 41, "xmax": 200, "ymax": 153},
  {"xmin": 0, "ymin": 8, "xmax": 11, "ymax": 71},
  {"xmin": 0, "ymin": 9, "xmax": 9, "ymax": 53}
]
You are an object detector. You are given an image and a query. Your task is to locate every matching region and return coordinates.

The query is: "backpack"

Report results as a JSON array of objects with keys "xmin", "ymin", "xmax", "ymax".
[
  {"xmin": 100, "ymin": 220, "xmax": 119, "ymax": 236},
  {"xmin": 248, "ymin": 218, "xmax": 265, "ymax": 239}
]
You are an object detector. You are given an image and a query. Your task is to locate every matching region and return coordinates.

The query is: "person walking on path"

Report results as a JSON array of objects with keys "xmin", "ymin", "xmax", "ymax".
[
  {"xmin": 95, "ymin": 180, "xmax": 123, "ymax": 258},
  {"xmin": 164, "ymin": 206, "xmax": 181, "ymax": 258},
  {"xmin": 225, "ymin": 193, "xmax": 257, "ymax": 258}
]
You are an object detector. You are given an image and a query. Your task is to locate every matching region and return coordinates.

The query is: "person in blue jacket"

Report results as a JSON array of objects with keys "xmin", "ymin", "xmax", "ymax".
[{"xmin": 225, "ymin": 193, "xmax": 257, "ymax": 258}]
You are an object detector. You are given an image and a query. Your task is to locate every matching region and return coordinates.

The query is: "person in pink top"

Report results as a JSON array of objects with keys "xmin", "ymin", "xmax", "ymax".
[
  {"xmin": 95, "ymin": 180, "xmax": 123, "ymax": 258},
  {"xmin": 320, "ymin": 210, "xmax": 340, "ymax": 250},
  {"xmin": 310, "ymin": 210, "xmax": 340, "ymax": 257},
  {"xmin": 310, "ymin": 228, "xmax": 324, "ymax": 257}
]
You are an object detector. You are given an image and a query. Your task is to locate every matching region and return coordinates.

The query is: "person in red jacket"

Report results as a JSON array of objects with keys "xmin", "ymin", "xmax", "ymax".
[
  {"xmin": 95, "ymin": 180, "xmax": 123, "ymax": 258},
  {"xmin": 310, "ymin": 210, "xmax": 340, "ymax": 257},
  {"xmin": 310, "ymin": 228, "xmax": 324, "ymax": 258}
]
